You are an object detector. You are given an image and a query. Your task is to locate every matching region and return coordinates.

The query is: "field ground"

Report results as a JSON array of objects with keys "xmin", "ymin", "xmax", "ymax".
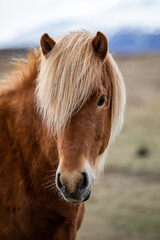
[{"xmin": 0, "ymin": 50, "xmax": 160, "ymax": 240}]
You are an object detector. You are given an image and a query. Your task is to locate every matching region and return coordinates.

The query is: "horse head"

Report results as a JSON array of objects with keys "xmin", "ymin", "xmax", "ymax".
[{"xmin": 37, "ymin": 31, "xmax": 126, "ymax": 202}]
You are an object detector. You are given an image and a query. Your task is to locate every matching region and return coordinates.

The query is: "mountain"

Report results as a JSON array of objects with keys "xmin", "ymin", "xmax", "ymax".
[
  {"xmin": 0, "ymin": 23, "xmax": 160, "ymax": 55},
  {"xmin": 109, "ymin": 29, "xmax": 160, "ymax": 55}
]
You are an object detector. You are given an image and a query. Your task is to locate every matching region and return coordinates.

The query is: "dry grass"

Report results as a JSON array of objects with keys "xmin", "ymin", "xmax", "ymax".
[{"xmin": 0, "ymin": 50, "xmax": 160, "ymax": 240}]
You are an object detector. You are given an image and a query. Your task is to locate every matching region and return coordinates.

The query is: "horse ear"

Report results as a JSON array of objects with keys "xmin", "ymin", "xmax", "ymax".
[
  {"xmin": 40, "ymin": 33, "xmax": 56, "ymax": 57},
  {"xmin": 92, "ymin": 31, "xmax": 108, "ymax": 60}
]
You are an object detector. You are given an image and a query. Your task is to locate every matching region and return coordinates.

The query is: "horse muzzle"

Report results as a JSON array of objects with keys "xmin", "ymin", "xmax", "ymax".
[{"xmin": 56, "ymin": 162, "xmax": 95, "ymax": 203}]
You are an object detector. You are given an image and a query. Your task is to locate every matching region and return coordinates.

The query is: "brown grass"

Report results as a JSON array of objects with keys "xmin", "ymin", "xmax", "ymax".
[{"xmin": 0, "ymin": 50, "xmax": 160, "ymax": 240}]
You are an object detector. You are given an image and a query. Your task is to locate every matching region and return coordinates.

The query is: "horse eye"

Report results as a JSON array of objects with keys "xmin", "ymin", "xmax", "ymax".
[{"xmin": 98, "ymin": 95, "xmax": 105, "ymax": 107}]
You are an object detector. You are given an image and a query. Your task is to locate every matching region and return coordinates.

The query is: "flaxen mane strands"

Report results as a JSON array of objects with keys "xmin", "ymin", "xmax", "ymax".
[
  {"xmin": 96, "ymin": 54, "xmax": 126, "ymax": 174},
  {"xmin": 36, "ymin": 31, "xmax": 103, "ymax": 133},
  {"xmin": 36, "ymin": 31, "xmax": 125, "ymax": 139},
  {"xmin": 105, "ymin": 53, "xmax": 126, "ymax": 142}
]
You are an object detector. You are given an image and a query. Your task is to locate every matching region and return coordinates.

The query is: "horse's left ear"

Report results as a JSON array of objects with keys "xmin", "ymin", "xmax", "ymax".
[
  {"xmin": 92, "ymin": 31, "xmax": 108, "ymax": 61},
  {"xmin": 40, "ymin": 33, "xmax": 56, "ymax": 58}
]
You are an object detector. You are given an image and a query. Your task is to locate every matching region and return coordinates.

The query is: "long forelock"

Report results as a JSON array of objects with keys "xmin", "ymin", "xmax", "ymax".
[
  {"xmin": 96, "ymin": 54, "xmax": 126, "ymax": 175},
  {"xmin": 106, "ymin": 54, "xmax": 126, "ymax": 142},
  {"xmin": 36, "ymin": 31, "xmax": 103, "ymax": 133}
]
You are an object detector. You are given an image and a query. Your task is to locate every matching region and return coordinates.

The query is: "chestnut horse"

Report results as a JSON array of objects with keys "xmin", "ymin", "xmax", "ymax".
[{"xmin": 0, "ymin": 31, "xmax": 126, "ymax": 240}]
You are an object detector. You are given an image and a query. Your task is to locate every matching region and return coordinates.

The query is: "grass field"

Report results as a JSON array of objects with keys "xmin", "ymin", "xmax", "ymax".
[{"xmin": 0, "ymin": 50, "xmax": 160, "ymax": 240}]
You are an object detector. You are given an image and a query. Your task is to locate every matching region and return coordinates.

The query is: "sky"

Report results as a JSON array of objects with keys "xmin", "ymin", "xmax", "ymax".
[{"xmin": 0, "ymin": 0, "xmax": 160, "ymax": 47}]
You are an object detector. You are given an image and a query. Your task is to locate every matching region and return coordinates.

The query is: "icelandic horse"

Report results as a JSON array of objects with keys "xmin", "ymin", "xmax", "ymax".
[{"xmin": 0, "ymin": 31, "xmax": 126, "ymax": 239}]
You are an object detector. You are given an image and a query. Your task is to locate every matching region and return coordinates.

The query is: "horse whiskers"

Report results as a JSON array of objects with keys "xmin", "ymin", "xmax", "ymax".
[
  {"xmin": 43, "ymin": 169, "xmax": 57, "ymax": 181},
  {"xmin": 43, "ymin": 173, "xmax": 56, "ymax": 181},
  {"xmin": 43, "ymin": 179, "xmax": 54, "ymax": 187},
  {"xmin": 47, "ymin": 169, "xmax": 57, "ymax": 173},
  {"xmin": 45, "ymin": 180, "xmax": 57, "ymax": 188},
  {"xmin": 43, "ymin": 181, "xmax": 57, "ymax": 191},
  {"xmin": 42, "ymin": 171, "xmax": 58, "ymax": 191}
]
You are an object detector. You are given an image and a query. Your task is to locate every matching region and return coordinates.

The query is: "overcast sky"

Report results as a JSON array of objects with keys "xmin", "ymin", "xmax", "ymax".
[{"xmin": 0, "ymin": 0, "xmax": 160, "ymax": 45}]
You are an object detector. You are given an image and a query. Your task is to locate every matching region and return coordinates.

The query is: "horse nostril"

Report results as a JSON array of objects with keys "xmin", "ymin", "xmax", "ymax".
[
  {"xmin": 57, "ymin": 173, "xmax": 63, "ymax": 189},
  {"xmin": 80, "ymin": 172, "xmax": 88, "ymax": 193}
]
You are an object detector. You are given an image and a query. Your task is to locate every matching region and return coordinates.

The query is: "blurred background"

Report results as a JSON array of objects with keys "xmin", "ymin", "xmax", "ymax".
[{"xmin": 0, "ymin": 0, "xmax": 160, "ymax": 239}]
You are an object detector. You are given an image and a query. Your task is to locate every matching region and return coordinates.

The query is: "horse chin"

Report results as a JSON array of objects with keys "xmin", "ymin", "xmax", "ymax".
[
  {"xmin": 61, "ymin": 190, "xmax": 91, "ymax": 203},
  {"xmin": 82, "ymin": 191, "xmax": 91, "ymax": 202}
]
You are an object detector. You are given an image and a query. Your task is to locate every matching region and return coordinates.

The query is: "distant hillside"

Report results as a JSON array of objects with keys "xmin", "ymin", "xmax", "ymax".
[
  {"xmin": 109, "ymin": 29, "xmax": 160, "ymax": 55},
  {"xmin": 0, "ymin": 25, "xmax": 160, "ymax": 55}
]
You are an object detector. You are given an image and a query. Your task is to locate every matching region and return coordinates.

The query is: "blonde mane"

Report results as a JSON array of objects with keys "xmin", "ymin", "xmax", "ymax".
[
  {"xmin": 36, "ymin": 30, "xmax": 125, "ymax": 140},
  {"xmin": 105, "ymin": 54, "xmax": 126, "ymax": 142},
  {"xmin": 36, "ymin": 31, "xmax": 103, "ymax": 133},
  {"xmin": 96, "ymin": 53, "xmax": 126, "ymax": 175}
]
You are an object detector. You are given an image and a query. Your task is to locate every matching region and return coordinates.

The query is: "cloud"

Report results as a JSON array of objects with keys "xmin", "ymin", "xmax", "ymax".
[{"xmin": 0, "ymin": 0, "xmax": 160, "ymax": 47}]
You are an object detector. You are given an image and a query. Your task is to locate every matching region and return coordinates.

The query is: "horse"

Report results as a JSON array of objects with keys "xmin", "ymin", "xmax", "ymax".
[{"xmin": 0, "ymin": 30, "xmax": 126, "ymax": 240}]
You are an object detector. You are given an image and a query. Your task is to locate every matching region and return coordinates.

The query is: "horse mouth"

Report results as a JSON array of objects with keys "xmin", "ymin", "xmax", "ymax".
[
  {"xmin": 60, "ymin": 190, "xmax": 91, "ymax": 203},
  {"xmin": 82, "ymin": 191, "xmax": 91, "ymax": 201}
]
